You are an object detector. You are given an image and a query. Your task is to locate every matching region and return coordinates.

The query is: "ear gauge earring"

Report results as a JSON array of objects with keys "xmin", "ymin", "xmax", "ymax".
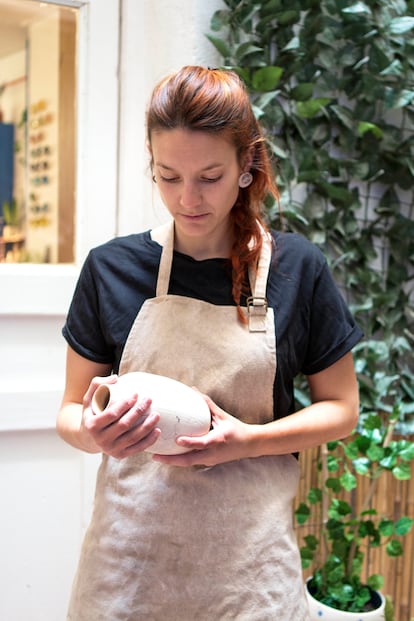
[{"xmin": 238, "ymin": 171, "xmax": 253, "ymax": 188}]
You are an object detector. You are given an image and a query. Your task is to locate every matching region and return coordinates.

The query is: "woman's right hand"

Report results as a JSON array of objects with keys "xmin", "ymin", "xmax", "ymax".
[{"xmin": 80, "ymin": 375, "xmax": 162, "ymax": 459}]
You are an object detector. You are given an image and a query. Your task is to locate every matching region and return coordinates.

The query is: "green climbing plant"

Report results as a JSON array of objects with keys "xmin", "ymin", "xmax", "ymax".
[{"xmin": 207, "ymin": 0, "xmax": 414, "ymax": 614}]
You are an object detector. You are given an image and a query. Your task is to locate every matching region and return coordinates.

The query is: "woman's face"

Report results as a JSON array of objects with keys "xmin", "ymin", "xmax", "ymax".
[{"xmin": 150, "ymin": 128, "xmax": 242, "ymax": 259}]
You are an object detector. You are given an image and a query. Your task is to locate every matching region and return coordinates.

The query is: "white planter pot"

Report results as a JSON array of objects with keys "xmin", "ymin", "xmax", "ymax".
[{"xmin": 306, "ymin": 579, "xmax": 386, "ymax": 620}]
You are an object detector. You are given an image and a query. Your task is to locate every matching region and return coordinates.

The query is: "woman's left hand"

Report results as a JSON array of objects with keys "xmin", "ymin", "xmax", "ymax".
[{"xmin": 152, "ymin": 394, "xmax": 255, "ymax": 467}]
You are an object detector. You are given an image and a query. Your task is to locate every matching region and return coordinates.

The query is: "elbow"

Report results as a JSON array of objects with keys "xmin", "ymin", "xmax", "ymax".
[
  {"xmin": 56, "ymin": 409, "xmax": 68, "ymax": 443},
  {"xmin": 341, "ymin": 395, "xmax": 360, "ymax": 438}
]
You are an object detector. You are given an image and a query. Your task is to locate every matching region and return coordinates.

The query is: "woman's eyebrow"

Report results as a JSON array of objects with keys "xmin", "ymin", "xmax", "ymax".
[{"xmin": 156, "ymin": 162, "xmax": 224, "ymax": 171}]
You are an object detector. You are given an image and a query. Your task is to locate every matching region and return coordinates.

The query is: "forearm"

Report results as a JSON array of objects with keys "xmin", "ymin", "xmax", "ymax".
[
  {"xmin": 57, "ymin": 402, "xmax": 101, "ymax": 454},
  {"xmin": 154, "ymin": 355, "xmax": 360, "ymax": 468},
  {"xmin": 248, "ymin": 399, "xmax": 359, "ymax": 458}
]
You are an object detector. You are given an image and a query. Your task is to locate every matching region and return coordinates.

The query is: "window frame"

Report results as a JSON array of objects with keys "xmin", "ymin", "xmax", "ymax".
[{"xmin": 0, "ymin": 0, "xmax": 121, "ymax": 316}]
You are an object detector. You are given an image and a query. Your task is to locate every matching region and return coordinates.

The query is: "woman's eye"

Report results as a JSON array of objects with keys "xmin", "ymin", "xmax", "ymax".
[
  {"xmin": 160, "ymin": 176, "xmax": 179, "ymax": 183},
  {"xmin": 201, "ymin": 176, "xmax": 222, "ymax": 183},
  {"xmin": 158, "ymin": 174, "xmax": 222, "ymax": 184}
]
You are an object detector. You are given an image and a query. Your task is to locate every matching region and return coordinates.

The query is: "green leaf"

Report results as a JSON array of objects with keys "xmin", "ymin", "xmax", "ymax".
[
  {"xmin": 388, "ymin": 16, "xmax": 414, "ymax": 34},
  {"xmin": 327, "ymin": 454, "xmax": 340, "ymax": 472},
  {"xmin": 308, "ymin": 487, "xmax": 323, "ymax": 504},
  {"xmin": 367, "ymin": 574, "xmax": 384, "ymax": 591},
  {"xmin": 379, "ymin": 453, "xmax": 397, "ymax": 469},
  {"xmin": 386, "ymin": 539, "xmax": 403, "ymax": 557},
  {"xmin": 300, "ymin": 546, "xmax": 314, "ymax": 567},
  {"xmin": 353, "ymin": 457, "xmax": 370, "ymax": 475},
  {"xmin": 210, "ymin": 10, "xmax": 230, "ymax": 32},
  {"xmin": 327, "ymin": 441, "xmax": 340, "ymax": 451},
  {"xmin": 342, "ymin": 2, "xmax": 372, "ymax": 15},
  {"xmin": 304, "ymin": 534, "xmax": 319, "ymax": 550},
  {"xmin": 252, "ymin": 66, "xmax": 283, "ymax": 91},
  {"xmin": 380, "ymin": 59, "xmax": 404, "ymax": 77},
  {"xmin": 357, "ymin": 122, "xmax": 384, "ymax": 139},
  {"xmin": 205, "ymin": 35, "xmax": 231, "ymax": 59},
  {"xmin": 366, "ymin": 444, "xmax": 384, "ymax": 461},
  {"xmin": 378, "ymin": 519, "xmax": 394, "ymax": 537},
  {"xmin": 291, "ymin": 83, "xmax": 314, "ymax": 101},
  {"xmin": 255, "ymin": 91, "xmax": 279, "ymax": 110},
  {"xmin": 340, "ymin": 470, "xmax": 357, "ymax": 491},
  {"xmin": 295, "ymin": 502, "xmax": 311, "ymax": 524},
  {"xmin": 384, "ymin": 88, "xmax": 414, "ymax": 109},
  {"xmin": 262, "ymin": 0, "xmax": 282, "ymax": 13},
  {"xmin": 329, "ymin": 499, "xmax": 352, "ymax": 519},
  {"xmin": 331, "ymin": 105, "xmax": 355, "ymax": 131},
  {"xmin": 398, "ymin": 442, "xmax": 414, "ymax": 461},
  {"xmin": 300, "ymin": 546, "xmax": 314, "ymax": 561},
  {"xmin": 276, "ymin": 10, "xmax": 300, "ymax": 26},
  {"xmin": 326, "ymin": 477, "xmax": 342, "ymax": 493},
  {"xmin": 318, "ymin": 181, "xmax": 355, "ymax": 205},
  {"xmin": 296, "ymin": 98, "xmax": 331, "ymax": 118},
  {"xmin": 394, "ymin": 517, "xmax": 414, "ymax": 536},
  {"xmin": 234, "ymin": 42, "xmax": 263, "ymax": 63},
  {"xmin": 352, "ymin": 586, "xmax": 372, "ymax": 612},
  {"xmin": 282, "ymin": 35, "xmax": 300, "ymax": 52},
  {"xmin": 344, "ymin": 442, "xmax": 359, "ymax": 460},
  {"xmin": 392, "ymin": 463, "xmax": 412, "ymax": 480},
  {"xmin": 359, "ymin": 519, "xmax": 379, "ymax": 540},
  {"xmin": 252, "ymin": 104, "xmax": 265, "ymax": 119}
]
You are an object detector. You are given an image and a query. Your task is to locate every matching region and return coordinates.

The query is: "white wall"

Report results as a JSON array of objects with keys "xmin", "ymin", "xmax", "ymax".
[
  {"xmin": 117, "ymin": 0, "xmax": 223, "ymax": 235},
  {"xmin": 0, "ymin": 429, "xmax": 98, "ymax": 620},
  {"xmin": 0, "ymin": 1, "xmax": 223, "ymax": 620}
]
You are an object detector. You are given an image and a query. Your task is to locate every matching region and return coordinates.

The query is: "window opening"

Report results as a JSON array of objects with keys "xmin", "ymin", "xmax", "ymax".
[{"xmin": 0, "ymin": 0, "xmax": 77, "ymax": 263}]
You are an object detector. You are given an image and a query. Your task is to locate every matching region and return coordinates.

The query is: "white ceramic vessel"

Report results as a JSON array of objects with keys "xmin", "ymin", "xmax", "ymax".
[{"xmin": 92, "ymin": 372, "xmax": 211, "ymax": 455}]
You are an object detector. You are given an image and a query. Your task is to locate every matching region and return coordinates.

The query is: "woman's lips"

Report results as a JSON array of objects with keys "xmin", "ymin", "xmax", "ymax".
[{"xmin": 180, "ymin": 213, "xmax": 209, "ymax": 221}]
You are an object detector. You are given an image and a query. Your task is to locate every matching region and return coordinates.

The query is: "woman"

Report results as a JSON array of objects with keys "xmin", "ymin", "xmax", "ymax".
[{"xmin": 58, "ymin": 66, "xmax": 363, "ymax": 620}]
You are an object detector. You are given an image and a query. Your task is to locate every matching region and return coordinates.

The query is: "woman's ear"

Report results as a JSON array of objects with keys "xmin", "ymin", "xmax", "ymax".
[{"xmin": 240, "ymin": 146, "xmax": 254, "ymax": 173}]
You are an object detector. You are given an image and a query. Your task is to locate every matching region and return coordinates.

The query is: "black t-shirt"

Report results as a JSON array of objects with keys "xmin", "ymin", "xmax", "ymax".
[{"xmin": 63, "ymin": 229, "xmax": 363, "ymax": 420}]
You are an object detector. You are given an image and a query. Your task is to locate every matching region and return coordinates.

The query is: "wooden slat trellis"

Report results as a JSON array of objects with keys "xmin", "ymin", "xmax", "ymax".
[{"xmin": 294, "ymin": 446, "xmax": 414, "ymax": 621}]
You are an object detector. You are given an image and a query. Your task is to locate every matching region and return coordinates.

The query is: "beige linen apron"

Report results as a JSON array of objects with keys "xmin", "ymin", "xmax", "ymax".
[{"xmin": 67, "ymin": 222, "xmax": 310, "ymax": 621}]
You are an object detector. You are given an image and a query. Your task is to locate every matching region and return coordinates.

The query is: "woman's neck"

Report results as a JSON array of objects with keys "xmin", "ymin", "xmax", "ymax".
[{"xmin": 174, "ymin": 235, "xmax": 232, "ymax": 261}]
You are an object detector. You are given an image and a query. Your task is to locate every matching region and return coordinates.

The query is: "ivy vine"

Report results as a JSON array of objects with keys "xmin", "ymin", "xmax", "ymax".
[{"xmin": 207, "ymin": 0, "xmax": 414, "ymax": 432}]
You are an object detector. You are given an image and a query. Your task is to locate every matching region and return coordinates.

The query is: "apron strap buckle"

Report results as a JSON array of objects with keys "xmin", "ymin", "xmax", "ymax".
[{"xmin": 247, "ymin": 296, "xmax": 268, "ymax": 332}]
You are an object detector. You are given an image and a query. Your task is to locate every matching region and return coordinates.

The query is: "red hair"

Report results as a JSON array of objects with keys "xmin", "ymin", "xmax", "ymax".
[{"xmin": 146, "ymin": 66, "xmax": 279, "ymax": 322}]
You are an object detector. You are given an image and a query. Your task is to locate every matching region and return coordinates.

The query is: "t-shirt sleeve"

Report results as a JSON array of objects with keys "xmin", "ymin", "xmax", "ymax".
[
  {"xmin": 62, "ymin": 251, "xmax": 114, "ymax": 364},
  {"xmin": 300, "ymin": 252, "xmax": 363, "ymax": 375}
]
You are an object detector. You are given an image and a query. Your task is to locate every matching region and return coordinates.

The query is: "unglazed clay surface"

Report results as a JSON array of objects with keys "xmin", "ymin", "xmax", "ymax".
[{"xmin": 92, "ymin": 371, "xmax": 211, "ymax": 454}]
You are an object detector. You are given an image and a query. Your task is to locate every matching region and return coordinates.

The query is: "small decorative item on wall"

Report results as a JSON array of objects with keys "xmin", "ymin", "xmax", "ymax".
[{"xmin": 28, "ymin": 99, "xmax": 54, "ymax": 229}]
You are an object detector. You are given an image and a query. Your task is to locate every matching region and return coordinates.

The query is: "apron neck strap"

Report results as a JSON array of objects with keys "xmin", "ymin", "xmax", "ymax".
[
  {"xmin": 154, "ymin": 220, "xmax": 273, "ymax": 332},
  {"xmin": 247, "ymin": 229, "xmax": 272, "ymax": 332},
  {"xmin": 155, "ymin": 220, "xmax": 175, "ymax": 297}
]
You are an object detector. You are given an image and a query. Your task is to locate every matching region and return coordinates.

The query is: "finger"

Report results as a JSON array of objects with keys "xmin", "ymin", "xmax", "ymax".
[
  {"xmin": 94, "ymin": 395, "xmax": 152, "ymax": 429},
  {"xmin": 175, "ymin": 433, "xmax": 213, "ymax": 451},
  {"xmin": 98, "ymin": 408, "xmax": 160, "ymax": 457},
  {"xmin": 110, "ymin": 426, "xmax": 162, "ymax": 459},
  {"xmin": 106, "ymin": 397, "xmax": 153, "ymax": 431},
  {"xmin": 84, "ymin": 394, "xmax": 138, "ymax": 432},
  {"xmin": 85, "ymin": 398, "xmax": 157, "ymax": 452},
  {"xmin": 83, "ymin": 374, "xmax": 118, "ymax": 407}
]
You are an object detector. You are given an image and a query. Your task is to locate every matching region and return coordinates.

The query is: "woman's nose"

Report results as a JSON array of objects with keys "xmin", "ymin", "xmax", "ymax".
[{"xmin": 180, "ymin": 181, "xmax": 201, "ymax": 208}]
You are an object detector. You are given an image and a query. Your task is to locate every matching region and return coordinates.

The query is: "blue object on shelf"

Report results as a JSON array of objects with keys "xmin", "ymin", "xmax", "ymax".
[{"xmin": 0, "ymin": 122, "xmax": 15, "ymax": 224}]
